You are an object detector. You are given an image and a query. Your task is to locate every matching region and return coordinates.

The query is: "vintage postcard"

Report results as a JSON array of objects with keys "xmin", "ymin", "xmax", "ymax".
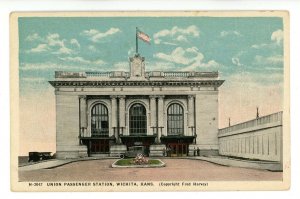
[{"xmin": 10, "ymin": 11, "xmax": 290, "ymax": 191}]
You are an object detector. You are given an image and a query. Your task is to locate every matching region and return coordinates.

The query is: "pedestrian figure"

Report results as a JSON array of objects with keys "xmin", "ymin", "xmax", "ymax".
[
  {"xmin": 193, "ymin": 147, "xmax": 196, "ymax": 156},
  {"xmin": 166, "ymin": 146, "xmax": 171, "ymax": 157},
  {"xmin": 197, "ymin": 147, "xmax": 200, "ymax": 156}
]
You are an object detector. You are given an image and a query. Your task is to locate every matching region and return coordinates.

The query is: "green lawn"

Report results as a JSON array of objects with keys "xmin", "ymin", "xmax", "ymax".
[{"xmin": 115, "ymin": 158, "xmax": 162, "ymax": 166}]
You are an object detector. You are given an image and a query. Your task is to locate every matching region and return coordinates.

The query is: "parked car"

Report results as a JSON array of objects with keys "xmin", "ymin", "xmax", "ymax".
[
  {"xmin": 121, "ymin": 146, "xmax": 145, "ymax": 158},
  {"xmin": 28, "ymin": 152, "xmax": 52, "ymax": 162}
]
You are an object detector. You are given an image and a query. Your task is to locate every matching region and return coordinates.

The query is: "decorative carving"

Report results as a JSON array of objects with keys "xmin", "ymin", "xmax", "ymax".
[
  {"xmin": 157, "ymin": 95, "xmax": 165, "ymax": 99},
  {"xmin": 118, "ymin": 95, "xmax": 126, "ymax": 99},
  {"xmin": 78, "ymin": 95, "xmax": 86, "ymax": 100},
  {"xmin": 188, "ymin": 95, "xmax": 195, "ymax": 99},
  {"xmin": 49, "ymin": 80, "xmax": 225, "ymax": 88},
  {"xmin": 149, "ymin": 95, "xmax": 158, "ymax": 99}
]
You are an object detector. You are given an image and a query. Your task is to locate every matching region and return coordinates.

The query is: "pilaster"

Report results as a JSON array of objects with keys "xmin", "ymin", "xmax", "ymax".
[
  {"xmin": 188, "ymin": 95, "xmax": 195, "ymax": 136},
  {"xmin": 110, "ymin": 95, "xmax": 118, "ymax": 140},
  {"xmin": 79, "ymin": 95, "xmax": 87, "ymax": 137},
  {"xmin": 157, "ymin": 95, "xmax": 165, "ymax": 143},
  {"xmin": 149, "ymin": 95, "xmax": 157, "ymax": 135},
  {"xmin": 118, "ymin": 95, "xmax": 126, "ymax": 135}
]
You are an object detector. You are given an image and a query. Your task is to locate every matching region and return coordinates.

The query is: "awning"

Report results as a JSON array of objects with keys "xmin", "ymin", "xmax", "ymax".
[
  {"xmin": 160, "ymin": 135, "xmax": 195, "ymax": 143},
  {"xmin": 80, "ymin": 135, "xmax": 116, "ymax": 140},
  {"xmin": 120, "ymin": 135, "xmax": 157, "ymax": 146}
]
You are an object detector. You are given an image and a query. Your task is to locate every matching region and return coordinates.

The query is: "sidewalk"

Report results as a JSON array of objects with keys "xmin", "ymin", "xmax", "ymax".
[
  {"xmin": 19, "ymin": 157, "xmax": 117, "ymax": 171},
  {"xmin": 19, "ymin": 156, "xmax": 282, "ymax": 171},
  {"xmin": 187, "ymin": 156, "xmax": 282, "ymax": 171}
]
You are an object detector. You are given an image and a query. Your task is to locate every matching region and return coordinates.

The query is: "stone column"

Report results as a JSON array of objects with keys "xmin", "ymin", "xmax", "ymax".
[
  {"xmin": 188, "ymin": 95, "xmax": 195, "ymax": 136},
  {"xmin": 110, "ymin": 96, "xmax": 117, "ymax": 140},
  {"xmin": 118, "ymin": 95, "xmax": 126, "ymax": 136},
  {"xmin": 79, "ymin": 95, "xmax": 87, "ymax": 137},
  {"xmin": 157, "ymin": 95, "xmax": 165, "ymax": 143},
  {"xmin": 149, "ymin": 95, "xmax": 157, "ymax": 135}
]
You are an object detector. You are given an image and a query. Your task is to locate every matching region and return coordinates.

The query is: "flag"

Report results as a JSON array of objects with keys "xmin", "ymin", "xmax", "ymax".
[{"xmin": 137, "ymin": 30, "xmax": 151, "ymax": 44}]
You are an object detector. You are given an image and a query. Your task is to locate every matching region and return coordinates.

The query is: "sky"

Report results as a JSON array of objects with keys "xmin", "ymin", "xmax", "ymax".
[{"xmin": 18, "ymin": 16, "xmax": 284, "ymax": 155}]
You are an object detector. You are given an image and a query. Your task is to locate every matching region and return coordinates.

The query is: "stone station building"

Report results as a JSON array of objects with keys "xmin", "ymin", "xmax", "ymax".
[{"xmin": 49, "ymin": 53, "xmax": 224, "ymax": 159}]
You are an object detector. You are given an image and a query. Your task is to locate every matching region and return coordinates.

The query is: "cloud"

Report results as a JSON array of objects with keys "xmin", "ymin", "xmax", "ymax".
[
  {"xmin": 181, "ymin": 60, "xmax": 220, "ymax": 71},
  {"xmin": 154, "ymin": 47, "xmax": 196, "ymax": 65},
  {"xmin": 251, "ymin": 43, "xmax": 268, "ymax": 49},
  {"xmin": 46, "ymin": 33, "xmax": 74, "ymax": 54},
  {"xmin": 70, "ymin": 39, "xmax": 80, "ymax": 48},
  {"xmin": 251, "ymin": 29, "xmax": 284, "ymax": 50},
  {"xmin": 20, "ymin": 62, "xmax": 60, "ymax": 71},
  {"xmin": 59, "ymin": 56, "xmax": 106, "ymax": 66},
  {"xmin": 146, "ymin": 61, "xmax": 175, "ymax": 71},
  {"xmin": 162, "ymin": 42, "xmax": 177, "ymax": 46},
  {"xmin": 127, "ymin": 47, "xmax": 135, "ymax": 56},
  {"xmin": 231, "ymin": 57, "xmax": 243, "ymax": 66},
  {"xmin": 25, "ymin": 33, "xmax": 43, "ymax": 42},
  {"xmin": 153, "ymin": 25, "xmax": 200, "ymax": 44},
  {"xmin": 46, "ymin": 33, "xmax": 64, "ymax": 47},
  {"xmin": 175, "ymin": 35, "xmax": 188, "ymax": 42},
  {"xmin": 88, "ymin": 45, "xmax": 97, "ymax": 52},
  {"xmin": 27, "ymin": 44, "xmax": 49, "ymax": 53},
  {"xmin": 220, "ymin": 31, "xmax": 242, "ymax": 37},
  {"xmin": 25, "ymin": 33, "xmax": 75, "ymax": 55},
  {"xmin": 254, "ymin": 55, "xmax": 283, "ymax": 65},
  {"xmin": 271, "ymin": 29, "xmax": 283, "ymax": 45},
  {"xmin": 20, "ymin": 62, "xmax": 83, "ymax": 71},
  {"xmin": 81, "ymin": 28, "xmax": 121, "ymax": 42},
  {"xmin": 154, "ymin": 47, "xmax": 221, "ymax": 71},
  {"xmin": 20, "ymin": 61, "xmax": 110, "ymax": 73},
  {"xmin": 113, "ymin": 61, "xmax": 130, "ymax": 71},
  {"xmin": 52, "ymin": 45, "xmax": 73, "ymax": 55},
  {"xmin": 21, "ymin": 77, "xmax": 46, "ymax": 83},
  {"xmin": 59, "ymin": 56, "xmax": 91, "ymax": 64}
]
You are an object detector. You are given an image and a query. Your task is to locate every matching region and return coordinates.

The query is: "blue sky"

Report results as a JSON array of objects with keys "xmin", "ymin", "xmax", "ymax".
[
  {"xmin": 19, "ymin": 17, "xmax": 283, "ymax": 94},
  {"xmin": 18, "ymin": 17, "xmax": 284, "ymax": 154}
]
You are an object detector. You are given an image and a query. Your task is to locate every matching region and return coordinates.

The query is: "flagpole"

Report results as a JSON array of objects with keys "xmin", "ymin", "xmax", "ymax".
[{"xmin": 136, "ymin": 27, "xmax": 138, "ymax": 55}]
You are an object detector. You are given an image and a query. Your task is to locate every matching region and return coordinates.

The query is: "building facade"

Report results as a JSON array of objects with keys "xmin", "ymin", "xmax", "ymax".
[{"xmin": 49, "ymin": 54, "xmax": 224, "ymax": 159}]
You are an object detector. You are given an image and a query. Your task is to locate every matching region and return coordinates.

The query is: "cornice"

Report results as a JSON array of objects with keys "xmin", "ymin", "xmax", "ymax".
[{"xmin": 49, "ymin": 80, "xmax": 225, "ymax": 88}]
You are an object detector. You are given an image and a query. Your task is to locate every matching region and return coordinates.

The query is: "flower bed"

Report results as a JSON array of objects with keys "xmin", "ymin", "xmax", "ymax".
[{"xmin": 112, "ymin": 154, "xmax": 165, "ymax": 168}]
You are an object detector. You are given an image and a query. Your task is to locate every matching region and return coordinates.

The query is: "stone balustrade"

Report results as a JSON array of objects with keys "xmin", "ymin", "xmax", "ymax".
[{"xmin": 54, "ymin": 70, "xmax": 219, "ymax": 79}]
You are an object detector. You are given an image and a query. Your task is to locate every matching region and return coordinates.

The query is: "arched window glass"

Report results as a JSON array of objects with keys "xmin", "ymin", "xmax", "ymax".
[
  {"xmin": 129, "ymin": 103, "xmax": 147, "ymax": 135},
  {"xmin": 167, "ymin": 103, "xmax": 184, "ymax": 136},
  {"xmin": 91, "ymin": 104, "xmax": 109, "ymax": 137}
]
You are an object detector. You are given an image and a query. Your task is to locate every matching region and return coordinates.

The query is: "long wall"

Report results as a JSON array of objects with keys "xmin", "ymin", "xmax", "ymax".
[{"xmin": 218, "ymin": 112, "xmax": 282, "ymax": 162}]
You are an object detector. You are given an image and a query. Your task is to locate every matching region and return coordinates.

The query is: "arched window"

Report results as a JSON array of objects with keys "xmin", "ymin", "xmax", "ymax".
[
  {"xmin": 91, "ymin": 103, "xmax": 109, "ymax": 137},
  {"xmin": 167, "ymin": 103, "xmax": 184, "ymax": 136},
  {"xmin": 129, "ymin": 103, "xmax": 147, "ymax": 135}
]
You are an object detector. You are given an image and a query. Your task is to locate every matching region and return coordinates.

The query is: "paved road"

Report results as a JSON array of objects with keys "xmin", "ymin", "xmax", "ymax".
[{"xmin": 19, "ymin": 159, "xmax": 282, "ymax": 181}]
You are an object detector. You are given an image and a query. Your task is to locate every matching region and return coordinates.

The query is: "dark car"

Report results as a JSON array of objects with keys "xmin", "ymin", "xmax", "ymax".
[
  {"xmin": 122, "ymin": 146, "xmax": 145, "ymax": 158},
  {"xmin": 28, "ymin": 152, "xmax": 52, "ymax": 162}
]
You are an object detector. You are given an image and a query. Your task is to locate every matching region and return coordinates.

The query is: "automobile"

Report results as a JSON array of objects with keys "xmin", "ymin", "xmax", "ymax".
[
  {"xmin": 28, "ymin": 152, "xmax": 52, "ymax": 162},
  {"xmin": 120, "ymin": 146, "xmax": 145, "ymax": 158}
]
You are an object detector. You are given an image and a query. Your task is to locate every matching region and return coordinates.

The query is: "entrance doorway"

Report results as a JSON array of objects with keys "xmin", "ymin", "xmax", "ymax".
[
  {"xmin": 167, "ymin": 143, "xmax": 188, "ymax": 157},
  {"xmin": 119, "ymin": 135, "xmax": 156, "ymax": 157},
  {"xmin": 90, "ymin": 139, "xmax": 109, "ymax": 153}
]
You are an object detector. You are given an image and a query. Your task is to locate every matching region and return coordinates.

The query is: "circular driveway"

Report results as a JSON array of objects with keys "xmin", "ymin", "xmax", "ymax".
[{"xmin": 19, "ymin": 158, "xmax": 282, "ymax": 181}]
